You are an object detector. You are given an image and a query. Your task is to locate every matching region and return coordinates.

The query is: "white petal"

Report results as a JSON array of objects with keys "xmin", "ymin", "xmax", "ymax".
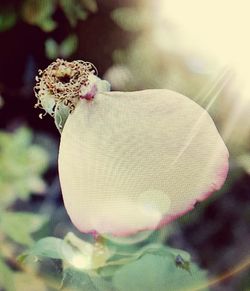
[{"xmin": 59, "ymin": 89, "xmax": 228, "ymax": 236}]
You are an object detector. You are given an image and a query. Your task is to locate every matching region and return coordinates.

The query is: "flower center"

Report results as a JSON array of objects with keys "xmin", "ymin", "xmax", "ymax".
[{"xmin": 34, "ymin": 59, "xmax": 97, "ymax": 114}]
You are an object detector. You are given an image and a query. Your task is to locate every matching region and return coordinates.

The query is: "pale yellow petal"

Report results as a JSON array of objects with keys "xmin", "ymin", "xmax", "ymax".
[{"xmin": 59, "ymin": 89, "xmax": 228, "ymax": 236}]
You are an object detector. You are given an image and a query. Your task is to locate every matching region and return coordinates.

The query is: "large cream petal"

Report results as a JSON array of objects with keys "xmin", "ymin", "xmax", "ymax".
[{"xmin": 58, "ymin": 89, "xmax": 229, "ymax": 236}]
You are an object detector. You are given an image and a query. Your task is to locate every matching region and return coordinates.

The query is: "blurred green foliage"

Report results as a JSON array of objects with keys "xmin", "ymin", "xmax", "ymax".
[
  {"xmin": 45, "ymin": 34, "xmax": 78, "ymax": 60},
  {"xmin": 21, "ymin": 0, "xmax": 57, "ymax": 32},
  {"xmin": 0, "ymin": 9, "xmax": 17, "ymax": 32},
  {"xmin": 0, "ymin": 127, "xmax": 48, "ymax": 208},
  {"xmin": 0, "ymin": 0, "xmax": 97, "ymax": 32},
  {"xmin": 0, "ymin": 127, "xmax": 49, "ymax": 291},
  {"xmin": 59, "ymin": 0, "xmax": 97, "ymax": 27},
  {"xmin": 0, "ymin": 212, "xmax": 48, "ymax": 246}
]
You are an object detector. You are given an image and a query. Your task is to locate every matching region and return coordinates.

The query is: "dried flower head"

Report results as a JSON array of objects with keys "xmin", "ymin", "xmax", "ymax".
[{"xmin": 34, "ymin": 59, "xmax": 97, "ymax": 115}]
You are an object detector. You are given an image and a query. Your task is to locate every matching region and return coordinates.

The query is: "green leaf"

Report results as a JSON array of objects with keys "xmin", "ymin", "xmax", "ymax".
[
  {"xmin": 60, "ymin": 35, "xmax": 78, "ymax": 58},
  {"xmin": 59, "ymin": 0, "xmax": 87, "ymax": 26},
  {"xmin": 54, "ymin": 102, "xmax": 71, "ymax": 133},
  {"xmin": 99, "ymin": 244, "xmax": 190, "ymax": 280},
  {"xmin": 46, "ymin": 35, "xmax": 78, "ymax": 60},
  {"xmin": 45, "ymin": 38, "xmax": 59, "ymax": 60},
  {"xmin": 38, "ymin": 18, "xmax": 57, "ymax": 32},
  {"xmin": 106, "ymin": 243, "xmax": 190, "ymax": 267},
  {"xmin": 20, "ymin": 233, "xmax": 111, "ymax": 271},
  {"xmin": 0, "ymin": 256, "xmax": 15, "ymax": 291},
  {"xmin": 0, "ymin": 211, "xmax": 48, "ymax": 246},
  {"xmin": 0, "ymin": 10, "xmax": 17, "ymax": 32},
  {"xmin": 19, "ymin": 237, "xmax": 72, "ymax": 262},
  {"xmin": 21, "ymin": 0, "xmax": 56, "ymax": 31},
  {"xmin": 113, "ymin": 254, "xmax": 209, "ymax": 291},
  {"xmin": 62, "ymin": 268, "xmax": 115, "ymax": 291},
  {"xmin": 39, "ymin": 91, "xmax": 56, "ymax": 115}
]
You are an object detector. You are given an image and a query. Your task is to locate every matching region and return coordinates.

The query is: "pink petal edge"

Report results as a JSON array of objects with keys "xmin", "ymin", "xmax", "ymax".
[{"xmin": 76, "ymin": 152, "xmax": 229, "ymax": 239}]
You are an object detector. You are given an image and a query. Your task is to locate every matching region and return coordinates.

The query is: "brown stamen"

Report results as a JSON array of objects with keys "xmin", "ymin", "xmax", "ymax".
[{"xmin": 34, "ymin": 59, "xmax": 97, "ymax": 116}]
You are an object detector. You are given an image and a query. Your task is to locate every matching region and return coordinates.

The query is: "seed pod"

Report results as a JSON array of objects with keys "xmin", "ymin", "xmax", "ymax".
[{"xmin": 58, "ymin": 89, "xmax": 229, "ymax": 237}]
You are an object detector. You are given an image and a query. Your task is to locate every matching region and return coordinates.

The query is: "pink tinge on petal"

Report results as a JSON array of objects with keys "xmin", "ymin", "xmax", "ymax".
[
  {"xmin": 62, "ymin": 131, "xmax": 229, "ymax": 239},
  {"xmin": 86, "ymin": 230, "xmax": 99, "ymax": 239},
  {"xmin": 140, "ymin": 154, "xmax": 229, "ymax": 237},
  {"xmin": 196, "ymin": 155, "xmax": 229, "ymax": 202},
  {"xmin": 83, "ymin": 153, "xmax": 230, "ymax": 239},
  {"xmin": 80, "ymin": 84, "xmax": 97, "ymax": 101}
]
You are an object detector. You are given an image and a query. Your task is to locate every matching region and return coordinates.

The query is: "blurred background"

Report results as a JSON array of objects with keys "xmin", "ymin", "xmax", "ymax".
[{"xmin": 0, "ymin": 0, "xmax": 249, "ymax": 290}]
